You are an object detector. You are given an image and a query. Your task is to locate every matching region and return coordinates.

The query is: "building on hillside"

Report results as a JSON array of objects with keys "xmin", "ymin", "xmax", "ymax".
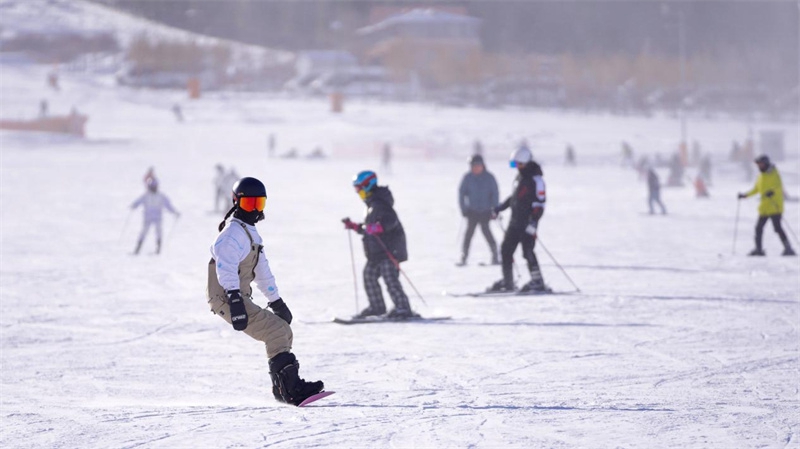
[{"xmin": 356, "ymin": 9, "xmax": 483, "ymax": 88}]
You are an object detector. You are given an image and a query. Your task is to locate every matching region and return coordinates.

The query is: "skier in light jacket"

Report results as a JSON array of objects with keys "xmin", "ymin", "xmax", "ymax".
[
  {"xmin": 207, "ymin": 177, "xmax": 325, "ymax": 406},
  {"xmin": 130, "ymin": 178, "xmax": 179, "ymax": 255}
]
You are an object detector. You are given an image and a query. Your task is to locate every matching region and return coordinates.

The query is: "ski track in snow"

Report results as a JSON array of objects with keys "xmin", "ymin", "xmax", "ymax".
[{"xmin": 2, "ymin": 55, "xmax": 800, "ymax": 448}]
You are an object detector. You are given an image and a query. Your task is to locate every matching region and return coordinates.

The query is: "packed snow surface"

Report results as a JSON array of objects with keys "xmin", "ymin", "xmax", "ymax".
[{"xmin": 2, "ymin": 65, "xmax": 799, "ymax": 447}]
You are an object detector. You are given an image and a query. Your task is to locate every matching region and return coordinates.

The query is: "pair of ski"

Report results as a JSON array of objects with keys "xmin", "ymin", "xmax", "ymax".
[
  {"xmin": 446, "ymin": 286, "xmax": 557, "ymax": 298},
  {"xmin": 332, "ymin": 315, "xmax": 452, "ymax": 325}
]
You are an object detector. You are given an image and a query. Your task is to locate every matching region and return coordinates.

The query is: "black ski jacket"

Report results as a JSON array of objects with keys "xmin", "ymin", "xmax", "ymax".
[
  {"xmin": 358, "ymin": 186, "xmax": 408, "ymax": 263},
  {"xmin": 495, "ymin": 162, "xmax": 546, "ymax": 229}
]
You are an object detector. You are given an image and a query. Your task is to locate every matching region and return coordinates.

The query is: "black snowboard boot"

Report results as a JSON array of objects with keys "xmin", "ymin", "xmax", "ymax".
[
  {"xmin": 748, "ymin": 248, "xmax": 766, "ymax": 256},
  {"xmin": 268, "ymin": 352, "xmax": 324, "ymax": 406}
]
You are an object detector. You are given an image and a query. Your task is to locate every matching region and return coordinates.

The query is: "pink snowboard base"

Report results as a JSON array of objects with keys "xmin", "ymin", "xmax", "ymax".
[{"xmin": 298, "ymin": 391, "xmax": 335, "ymax": 407}]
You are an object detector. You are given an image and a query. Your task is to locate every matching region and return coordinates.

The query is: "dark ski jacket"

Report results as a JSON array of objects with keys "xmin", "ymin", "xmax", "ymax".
[
  {"xmin": 495, "ymin": 162, "xmax": 546, "ymax": 229},
  {"xmin": 358, "ymin": 186, "xmax": 408, "ymax": 263},
  {"xmin": 459, "ymin": 171, "xmax": 499, "ymax": 215}
]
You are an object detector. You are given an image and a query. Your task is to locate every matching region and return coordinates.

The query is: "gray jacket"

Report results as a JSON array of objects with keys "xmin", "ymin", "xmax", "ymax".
[{"xmin": 459, "ymin": 171, "xmax": 499, "ymax": 214}]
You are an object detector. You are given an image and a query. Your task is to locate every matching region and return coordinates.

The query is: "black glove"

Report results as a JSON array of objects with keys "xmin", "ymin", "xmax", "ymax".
[
  {"xmin": 765, "ymin": 190, "xmax": 774, "ymax": 198},
  {"xmin": 269, "ymin": 298, "xmax": 292, "ymax": 325},
  {"xmin": 226, "ymin": 289, "xmax": 248, "ymax": 331},
  {"xmin": 737, "ymin": 193, "xmax": 747, "ymax": 199}
]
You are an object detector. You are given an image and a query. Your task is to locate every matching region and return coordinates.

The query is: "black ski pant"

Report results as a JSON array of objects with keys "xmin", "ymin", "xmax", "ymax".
[
  {"xmin": 500, "ymin": 224, "xmax": 540, "ymax": 286},
  {"xmin": 755, "ymin": 214, "xmax": 790, "ymax": 250},
  {"xmin": 363, "ymin": 259, "xmax": 410, "ymax": 312},
  {"xmin": 462, "ymin": 211, "xmax": 498, "ymax": 261}
]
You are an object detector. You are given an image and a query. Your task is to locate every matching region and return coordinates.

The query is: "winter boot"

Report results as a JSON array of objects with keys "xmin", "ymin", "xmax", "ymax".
[
  {"xmin": 519, "ymin": 270, "xmax": 547, "ymax": 293},
  {"xmin": 486, "ymin": 279, "xmax": 515, "ymax": 293},
  {"xmin": 386, "ymin": 308, "xmax": 420, "ymax": 320},
  {"xmin": 455, "ymin": 254, "xmax": 467, "ymax": 267},
  {"xmin": 748, "ymin": 248, "xmax": 766, "ymax": 256},
  {"xmin": 268, "ymin": 352, "xmax": 324, "ymax": 406},
  {"xmin": 783, "ymin": 247, "xmax": 797, "ymax": 256},
  {"xmin": 354, "ymin": 305, "xmax": 386, "ymax": 318}
]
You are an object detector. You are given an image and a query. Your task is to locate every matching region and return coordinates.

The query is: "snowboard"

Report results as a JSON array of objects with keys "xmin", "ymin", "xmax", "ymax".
[
  {"xmin": 333, "ymin": 316, "xmax": 452, "ymax": 325},
  {"xmin": 298, "ymin": 391, "xmax": 335, "ymax": 407}
]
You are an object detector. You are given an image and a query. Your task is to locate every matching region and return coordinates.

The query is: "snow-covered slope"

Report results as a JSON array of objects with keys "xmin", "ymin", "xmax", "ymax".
[{"xmin": 1, "ymin": 58, "xmax": 798, "ymax": 448}]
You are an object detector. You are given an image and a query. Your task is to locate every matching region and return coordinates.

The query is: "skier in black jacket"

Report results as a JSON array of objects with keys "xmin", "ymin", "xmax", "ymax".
[
  {"xmin": 488, "ymin": 145, "xmax": 548, "ymax": 293},
  {"xmin": 343, "ymin": 170, "xmax": 417, "ymax": 319}
]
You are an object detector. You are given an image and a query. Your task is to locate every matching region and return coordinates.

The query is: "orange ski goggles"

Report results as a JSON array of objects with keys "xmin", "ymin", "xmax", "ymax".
[{"xmin": 238, "ymin": 196, "xmax": 266, "ymax": 212}]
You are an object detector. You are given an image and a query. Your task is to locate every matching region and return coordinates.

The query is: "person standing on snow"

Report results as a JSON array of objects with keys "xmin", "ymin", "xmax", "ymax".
[
  {"xmin": 738, "ymin": 155, "xmax": 795, "ymax": 256},
  {"xmin": 213, "ymin": 164, "xmax": 227, "ymax": 212},
  {"xmin": 488, "ymin": 145, "xmax": 548, "ymax": 293},
  {"xmin": 647, "ymin": 166, "xmax": 667, "ymax": 215},
  {"xmin": 207, "ymin": 177, "xmax": 325, "ymax": 406},
  {"xmin": 342, "ymin": 170, "xmax": 417, "ymax": 319},
  {"xmin": 130, "ymin": 178, "xmax": 179, "ymax": 255},
  {"xmin": 457, "ymin": 154, "xmax": 500, "ymax": 266}
]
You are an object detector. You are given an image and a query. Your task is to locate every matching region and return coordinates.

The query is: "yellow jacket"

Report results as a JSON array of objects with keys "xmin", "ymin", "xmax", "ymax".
[{"xmin": 745, "ymin": 166, "xmax": 784, "ymax": 215}]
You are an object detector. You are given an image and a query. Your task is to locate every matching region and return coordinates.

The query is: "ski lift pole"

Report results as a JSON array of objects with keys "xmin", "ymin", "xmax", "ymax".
[
  {"xmin": 370, "ymin": 234, "xmax": 427, "ymax": 306},
  {"xmin": 536, "ymin": 236, "xmax": 581, "ymax": 293},
  {"xmin": 346, "ymin": 229, "xmax": 360, "ymax": 314}
]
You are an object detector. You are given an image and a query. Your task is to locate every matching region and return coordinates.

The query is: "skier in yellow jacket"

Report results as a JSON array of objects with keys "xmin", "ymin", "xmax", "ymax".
[{"xmin": 738, "ymin": 155, "xmax": 795, "ymax": 256}]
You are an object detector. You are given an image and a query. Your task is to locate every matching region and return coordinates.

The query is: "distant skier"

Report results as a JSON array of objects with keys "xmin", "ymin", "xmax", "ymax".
[
  {"xmin": 381, "ymin": 143, "xmax": 392, "ymax": 173},
  {"xmin": 207, "ymin": 177, "xmax": 325, "ymax": 405},
  {"xmin": 647, "ymin": 167, "xmax": 667, "ymax": 215},
  {"xmin": 487, "ymin": 145, "xmax": 547, "ymax": 293},
  {"xmin": 738, "ymin": 155, "xmax": 795, "ymax": 256},
  {"xmin": 268, "ymin": 133, "xmax": 276, "ymax": 158},
  {"xmin": 565, "ymin": 144, "xmax": 576, "ymax": 166},
  {"xmin": 457, "ymin": 154, "xmax": 499, "ymax": 266},
  {"xmin": 213, "ymin": 164, "xmax": 227, "ymax": 212},
  {"xmin": 342, "ymin": 170, "xmax": 417, "ymax": 319},
  {"xmin": 130, "ymin": 178, "xmax": 179, "ymax": 255}
]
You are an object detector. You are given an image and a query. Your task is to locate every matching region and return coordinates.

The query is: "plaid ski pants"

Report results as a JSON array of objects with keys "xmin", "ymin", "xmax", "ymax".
[{"xmin": 363, "ymin": 259, "xmax": 410, "ymax": 311}]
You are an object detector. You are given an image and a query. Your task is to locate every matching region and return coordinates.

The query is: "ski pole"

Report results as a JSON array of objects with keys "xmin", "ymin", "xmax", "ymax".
[
  {"xmin": 536, "ymin": 236, "xmax": 581, "ymax": 293},
  {"xmin": 119, "ymin": 209, "xmax": 133, "ymax": 243},
  {"xmin": 369, "ymin": 234, "xmax": 428, "ymax": 306},
  {"xmin": 732, "ymin": 198, "xmax": 741, "ymax": 255},
  {"xmin": 164, "ymin": 215, "xmax": 180, "ymax": 247},
  {"xmin": 766, "ymin": 197, "xmax": 800, "ymax": 245},
  {"xmin": 346, "ymin": 230, "xmax": 360, "ymax": 314}
]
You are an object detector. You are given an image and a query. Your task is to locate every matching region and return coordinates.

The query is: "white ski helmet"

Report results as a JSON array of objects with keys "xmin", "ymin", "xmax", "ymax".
[{"xmin": 509, "ymin": 145, "xmax": 532, "ymax": 168}]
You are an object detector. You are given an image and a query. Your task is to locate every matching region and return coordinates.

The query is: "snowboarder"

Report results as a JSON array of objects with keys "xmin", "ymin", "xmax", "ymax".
[
  {"xmin": 342, "ymin": 170, "xmax": 417, "ymax": 319},
  {"xmin": 207, "ymin": 177, "xmax": 325, "ymax": 405},
  {"xmin": 737, "ymin": 155, "xmax": 795, "ymax": 256},
  {"xmin": 130, "ymin": 177, "xmax": 179, "ymax": 255},
  {"xmin": 647, "ymin": 167, "xmax": 667, "ymax": 214},
  {"xmin": 488, "ymin": 146, "xmax": 547, "ymax": 293},
  {"xmin": 457, "ymin": 154, "xmax": 499, "ymax": 266}
]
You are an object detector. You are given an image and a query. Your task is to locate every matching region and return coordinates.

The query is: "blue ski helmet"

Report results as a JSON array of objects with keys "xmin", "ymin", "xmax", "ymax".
[{"xmin": 352, "ymin": 170, "xmax": 377, "ymax": 200}]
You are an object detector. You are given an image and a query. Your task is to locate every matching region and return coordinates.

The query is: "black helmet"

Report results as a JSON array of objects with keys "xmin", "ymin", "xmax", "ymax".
[
  {"xmin": 232, "ymin": 177, "xmax": 267, "ymax": 204},
  {"xmin": 469, "ymin": 154, "xmax": 484, "ymax": 166}
]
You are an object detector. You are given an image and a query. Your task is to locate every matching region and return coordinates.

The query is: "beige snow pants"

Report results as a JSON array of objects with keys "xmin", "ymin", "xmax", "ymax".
[{"xmin": 206, "ymin": 226, "xmax": 293, "ymax": 359}]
